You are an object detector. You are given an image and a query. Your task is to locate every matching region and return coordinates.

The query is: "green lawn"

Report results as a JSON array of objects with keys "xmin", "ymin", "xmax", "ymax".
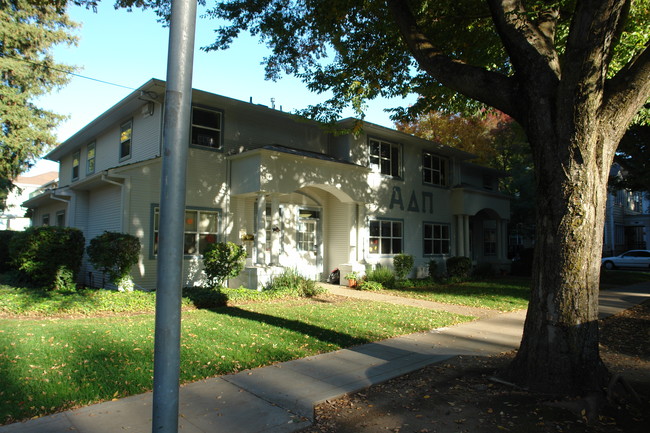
[
  {"xmin": 0, "ymin": 293, "xmax": 471, "ymax": 424},
  {"xmin": 383, "ymin": 277, "xmax": 532, "ymax": 311}
]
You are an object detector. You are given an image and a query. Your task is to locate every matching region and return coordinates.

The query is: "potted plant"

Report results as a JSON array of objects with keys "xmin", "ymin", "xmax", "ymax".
[{"xmin": 344, "ymin": 271, "xmax": 360, "ymax": 288}]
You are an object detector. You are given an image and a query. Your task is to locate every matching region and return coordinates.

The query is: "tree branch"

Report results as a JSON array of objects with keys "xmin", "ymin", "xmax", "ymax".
[
  {"xmin": 386, "ymin": 0, "xmax": 518, "ymax": 119},
  {"xmin": 486, "ymin": 0, "xmax": 561, "ymax": 80},
  {"xmin": 603, "ymin": 42, "xmax": 650, "ymax": 139},
  {"xmin": 560, "ymin": 0, "xmax": 629, "ymax": 103}
]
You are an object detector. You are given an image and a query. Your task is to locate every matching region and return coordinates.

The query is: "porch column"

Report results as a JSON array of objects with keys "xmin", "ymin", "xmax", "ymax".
[
  {"xmin": 256, "ymin": 193, "xmax": 266, "ymax": 265},
  {"xmin": 463, "ymin": 215, "xmax": 470, "ymax": 259},
  {"xmin": 356, "ymin": 203, "xmax": 366, "ymax": 262},
  {"xmin": 456, "ymin": 215, "xmax": 464, "ymax": 257},
  {"xmin": 270, "ymin": 194, "xmax": 280, "ymax": 265},
  {"xmin": 500, "ymin": 219, "xmax": 509, "ymax": 260}
]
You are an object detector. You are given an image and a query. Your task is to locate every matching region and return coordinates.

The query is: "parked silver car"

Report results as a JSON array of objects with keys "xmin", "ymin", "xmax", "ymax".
[{"xmin": 601, "ymin": 250, "xmax": 650, "ymax": 270}]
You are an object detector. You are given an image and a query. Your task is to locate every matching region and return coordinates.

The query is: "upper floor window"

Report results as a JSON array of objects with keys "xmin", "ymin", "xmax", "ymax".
[
  {"xmin": 191, "ymin": 107, "xmax": 222, "ymax": 149},
  {"xmin": 369, "ymin": 219, "xmax": 403, "ymax": 255},
  {"xmin": 423, "ymin": 152, "xmax": 447, "ymax": 186},
  {"xmin": 423, "ymin": 223, "xmax": 450, "ymax": 255},
  {"xmin": 120, "ymin": 120, "xmax": 133, "ymax": 161},
  {"xmin": 369, "ymin": 138, "xmax": 401, "ymax": 177},
  {"xmin": 72, "ymin": 150, "xmax": 80, "ymax": 180},
  {"xmin": 87, "ymin": 142, "xmax": 96, "ymax": 175}
]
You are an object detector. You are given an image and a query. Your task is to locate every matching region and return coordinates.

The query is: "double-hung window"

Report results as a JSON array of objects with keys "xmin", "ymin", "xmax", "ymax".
[
  {"xmin": 191, "ymin": 106, "xmax": 222, "ymax": 149},
  {"xmin": 72, "ymin": 150, "xmax": 80, "ymax": 180},
  {"xmin": 422, "ymin": 152, "xmax": 447, "ymax": 186},
  {"xmin": 87, "ymin": 142, "xmax": 96, "ymax": 175},
  {"xmin": 423, "ymin": 223, "xmax": 450, "ymax": 255},
  {"xmin": 120, "ymin": 120, "xmax": 133, "ymax": 161},
  {"xmin": 153, "ymin": 207, "xmax": 219, "ymax": 256},
  {"xmin": 369, "ymin": 219, "xmax": 403, "ymax": 254},
  {"xmin": 369, "ymin": 138, "xmax": 400, "ymax": 177}
]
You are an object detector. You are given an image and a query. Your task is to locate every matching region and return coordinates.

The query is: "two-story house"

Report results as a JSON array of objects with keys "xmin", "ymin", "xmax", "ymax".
[{"xmin": 24, "ymin": 79, "xmax": 510, "ymax": 290}]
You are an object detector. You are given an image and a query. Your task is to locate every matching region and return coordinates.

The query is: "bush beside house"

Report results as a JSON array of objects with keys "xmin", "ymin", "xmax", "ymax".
[
  {"xmin": 9, "ymin": 226, "xmax": 85, "ymax": 290},
  {"xmin": 87, "ymin": 231, "xmax": 141, "ymax": 291}
]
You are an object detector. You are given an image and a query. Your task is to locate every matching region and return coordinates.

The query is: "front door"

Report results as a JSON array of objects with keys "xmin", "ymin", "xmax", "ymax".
[{"xmin": 297, "ymin": 208, "xmax": 322, "ymax": 279}]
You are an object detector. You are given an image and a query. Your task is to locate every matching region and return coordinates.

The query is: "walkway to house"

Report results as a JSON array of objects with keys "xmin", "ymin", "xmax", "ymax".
[
  {"xmin": 1, "ymin": 281, "xmax": 648, "ymax": 433},
  {"xmin": 323, "ymin": 283, "xmax": 501, "ymax": 318}
]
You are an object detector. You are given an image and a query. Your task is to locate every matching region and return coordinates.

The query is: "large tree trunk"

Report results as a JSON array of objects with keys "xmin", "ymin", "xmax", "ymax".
[{"xmin": 503, "ymin": 102, "xmax": 617, "ymax": 393}]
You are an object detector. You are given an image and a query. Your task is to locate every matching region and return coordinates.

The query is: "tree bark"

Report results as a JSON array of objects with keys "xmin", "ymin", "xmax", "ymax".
[{"xmin": 503, "ymin": 111, "xmax": 615, "ymax": 393}]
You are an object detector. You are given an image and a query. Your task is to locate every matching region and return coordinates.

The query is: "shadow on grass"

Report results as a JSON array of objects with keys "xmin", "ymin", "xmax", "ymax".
[{"xmin": 209, "ymin": 305, "xmax": 370, "ymax": 348}]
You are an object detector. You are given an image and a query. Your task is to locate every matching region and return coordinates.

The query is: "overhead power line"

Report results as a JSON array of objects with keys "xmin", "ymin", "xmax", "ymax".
[{"xmin": 1, "ymin": 53, "xmax": 137, "ymax": 91}]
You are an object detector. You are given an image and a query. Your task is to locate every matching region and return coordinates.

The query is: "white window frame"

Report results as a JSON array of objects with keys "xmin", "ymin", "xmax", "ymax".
[
  {"xmin": 153, "ymin": 207, "xmax": 220, "ymax": 256},
  {"xmin": 72, "ymin": 150, "xmax": 80, "ymax": 181},
  {"xmin": 422, "ymin": 151, "xmax": 448, "ymax": 186},
  {"xmin": 369, "ymin": 138, "xmax": 401, "ymax": 177},
  {"xmin": 119, "ymin": 120, "xmax": 133, "ymax": 161},
  {"xmin": 369, "ymin": 219, "xmax": 403, "ymax": 255},
  {"xmin": 423, "ymin": 222, "xmax": 450, "ymax": 255},
  {"xmin": 191, "ymin": 106, "xmax": 223, "ymax": 150},
  {"xmin": 86, "ymin": 142, "xmax": 96, "ymax": 175}
]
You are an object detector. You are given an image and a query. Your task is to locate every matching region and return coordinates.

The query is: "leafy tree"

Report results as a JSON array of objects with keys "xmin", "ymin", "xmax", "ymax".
[
  {"xmin": 0, "ymin": 1, "xmax": 79, "ymax": 206},
  {"xmin": 202, "ymin": 241, "xmax": 246, "ymax": 289}
]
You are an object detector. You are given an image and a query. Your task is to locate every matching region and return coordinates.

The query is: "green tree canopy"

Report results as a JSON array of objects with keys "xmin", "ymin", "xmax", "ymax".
[{"xmin": 0, "ymin": 0, "xmax": 78, "ymax": 203}]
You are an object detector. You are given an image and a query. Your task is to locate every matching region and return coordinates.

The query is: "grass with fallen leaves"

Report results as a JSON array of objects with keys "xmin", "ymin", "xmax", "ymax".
[
  {"xmin": 383, "ymin": 277, "xmax": 531, "ymax": 311},
  {"xmin": 0, "ymin": 295, "xmax": 472, "ymax": 424}
]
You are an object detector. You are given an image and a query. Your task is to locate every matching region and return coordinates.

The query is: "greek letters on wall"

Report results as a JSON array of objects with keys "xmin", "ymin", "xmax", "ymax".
[{"xmin": 389, "ymin": 186, "xmax": 435, "ymax": 214}]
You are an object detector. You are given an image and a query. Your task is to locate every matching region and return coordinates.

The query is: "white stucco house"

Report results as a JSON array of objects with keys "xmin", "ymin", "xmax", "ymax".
[
  {"xmin": 1, "ymin": 171, "xmax": 58, "ymax": 231},
  {"xmin": 23, "ymin": 79, "xmax": 510, "ymax": 290}
]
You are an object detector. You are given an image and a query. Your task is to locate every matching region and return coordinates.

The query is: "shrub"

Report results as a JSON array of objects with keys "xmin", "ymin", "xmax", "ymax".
[
  {"xmin": 446, "ymin": 256, "xmax": 472, "ymax": 279},
  {"xmin": 358, "ymin": 280, "xmax": 383, "ymax": 291},
  {"xmin": 202, "ymin": 242, "xmax": 246, "ymax": 289},
  {"xmin": 265, "ymin": 268, "xmax": 325, "ymax": 297},
  {"xmin": 0, "ymin": 230, "xmax": 17, "ymax": 272},
  {"xmin": 9, "ymin": 226, "xmax": 85, "ymax": 290},
  {"xmin": 87, "ymin": 231, "xmax": 141, "ymax": 291},
  {"xmin": 364, "ymin": 265, "xmax": 396, "ymax": 289},
  {"xmin": 393, "ymin": 254, "xmax": 414, "ymax": 279}
]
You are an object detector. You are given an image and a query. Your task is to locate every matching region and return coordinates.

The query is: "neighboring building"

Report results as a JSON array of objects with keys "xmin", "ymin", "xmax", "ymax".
[
  {"xmin": 24, "ymin": 79, "xmax": 510, "ymax": 290},
  {"xmin": 1, "ymin": 172, "xmax": 58, "ymax": 231},
  {"xmin": 603, "ymin": 164, "xmax": 649, "ymax": 256}
]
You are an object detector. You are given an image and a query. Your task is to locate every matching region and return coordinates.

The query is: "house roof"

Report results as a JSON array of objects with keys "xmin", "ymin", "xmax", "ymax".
[
  {"xmin": 46, "ymin": 79, "xmax": 167, "ymax": 161},
  {"xmin": 46, "ymin": 78, "xmax": 480, "ymax": 163},
  {"xmin": 14, "ymin": 171, "xmax": 58, "ymax": 186}
]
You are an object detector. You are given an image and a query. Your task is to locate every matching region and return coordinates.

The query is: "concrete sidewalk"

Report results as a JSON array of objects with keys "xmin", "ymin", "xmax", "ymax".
[{"xmin": 1, "ymin": 282, "xmax": 648, "ymax": 433}]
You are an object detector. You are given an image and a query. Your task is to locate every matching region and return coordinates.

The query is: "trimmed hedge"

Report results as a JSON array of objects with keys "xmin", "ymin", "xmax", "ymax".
[
  {"xmin": 87, "ymin": 231, "xmax": 141, "ymax": 290},
  {"xmin": 393, "ymin": 253, "xmax": 414, "ymax": 280},
  {"xmin": 0, "ymin": 230, "xmax": 17, "ymax": 272},
  {"xmin": 9, "ymin": 226, "xmax": 85, "ymax": 290},
  {"xmin": 446, "ymin": 256, "xmax": 472, "ymax": 279}
]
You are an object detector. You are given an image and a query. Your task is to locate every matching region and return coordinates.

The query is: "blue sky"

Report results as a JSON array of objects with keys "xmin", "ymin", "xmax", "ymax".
[{"xmin": 31, "ymin": 4, "xmax": 415, "ymax": 173}]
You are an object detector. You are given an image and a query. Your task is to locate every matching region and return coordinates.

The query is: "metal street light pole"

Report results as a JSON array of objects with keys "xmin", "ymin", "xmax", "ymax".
[{"xmin": 152, "ymin": 1, "xmax": 197, "ymax": 432}]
